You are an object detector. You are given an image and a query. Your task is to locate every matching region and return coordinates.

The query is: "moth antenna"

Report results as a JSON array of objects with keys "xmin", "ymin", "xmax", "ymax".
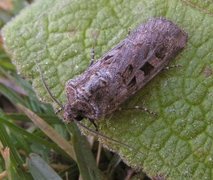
[
  {"xmin": 74, "ymin": 120, "xmax": 137, "ymax": 151},
  {"xmin": 34, "ymin": 59, "xmax": 64, "ymax": 109}
]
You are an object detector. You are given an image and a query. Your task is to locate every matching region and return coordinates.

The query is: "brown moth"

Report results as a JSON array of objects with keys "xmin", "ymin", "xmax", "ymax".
[{"xmin": 63, "ymin": 18, "xmax": 188, "ymax": 125}]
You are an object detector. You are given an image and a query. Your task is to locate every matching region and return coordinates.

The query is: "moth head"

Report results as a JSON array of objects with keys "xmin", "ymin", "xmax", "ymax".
[{"xmin": 63, "ymin": 100, "xmax": 94, "ymax": 122}]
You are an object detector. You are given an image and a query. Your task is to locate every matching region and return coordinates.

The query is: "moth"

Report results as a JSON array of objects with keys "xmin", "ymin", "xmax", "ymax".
[{"xmin": 63, "ymin": 18, "xmax": 188, "ymax": 126}]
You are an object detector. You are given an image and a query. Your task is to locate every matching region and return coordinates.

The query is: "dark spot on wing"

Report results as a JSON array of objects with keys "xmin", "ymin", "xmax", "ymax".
[
  {"xmin": 140, "ymin": 62, "xmax": 154, "ymax": 76},
  {"xmin": 122, "ymin": 64, "xmax": 133, "ymax": 83},
  {"xmin": 128, "ymin": 76, "xmax": 136, "ymax": 88},
  {"xmin": 155, "ymin": 47, "xmax": 166, "ymax": 59},
  {"xmin": 103, "ymin": 55, "xmax": 113, "ymax": 61}
]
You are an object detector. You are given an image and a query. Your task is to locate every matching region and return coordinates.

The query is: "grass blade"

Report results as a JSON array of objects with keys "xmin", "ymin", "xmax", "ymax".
[{"xmin": 16, "ymin": 103, "xmax": 76, "ymax": 161}]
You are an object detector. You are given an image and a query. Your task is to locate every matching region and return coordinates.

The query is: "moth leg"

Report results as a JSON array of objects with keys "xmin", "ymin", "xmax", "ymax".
[
  {"xmin": 89, "ymin": 48, "xmax": 95, "ymax": 66},
  {"xmin": 119, "ymin": 106, "xmax": 157, "ymax": 116},
  {"xmin": 127, "ymin": 28, "xmax": 131, "ymax": 35},
  {"xmin": 163, "ymin": 64, "xmax": 182, "ymax": 71},
  {"xmin": 55, "ymin": 106, "xmax": 65, "ymax": 114},
  {"xmin": 89, "ymin": 118, "xmax": 99, "ymax": 131},
  {"xmin": 89, "ymin": 31, "xmax": 99, "ymax": 67}
]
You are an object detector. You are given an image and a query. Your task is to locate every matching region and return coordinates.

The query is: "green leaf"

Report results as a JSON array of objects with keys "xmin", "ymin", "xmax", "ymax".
[
  {"xmin": 16, "ymin": 104, "xmax": 77, "ymax": 161},
  {"xmin": 0, "ymin": 113, "xmax": 65, "ymax": 155},
  {"xmin": 67, "ymin": 123, "xmax": 104, "ymax": 180},
  {"xmin": 2, "ymin": 0, "xmax": 213, "ymax": 179},
  {"xmin": 0, "ymin": 118, "xmax": 27, "ymax": 179},
  {"xmin": 27, "ymin": 153, "xmax": 62, "ymax": 180}
]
